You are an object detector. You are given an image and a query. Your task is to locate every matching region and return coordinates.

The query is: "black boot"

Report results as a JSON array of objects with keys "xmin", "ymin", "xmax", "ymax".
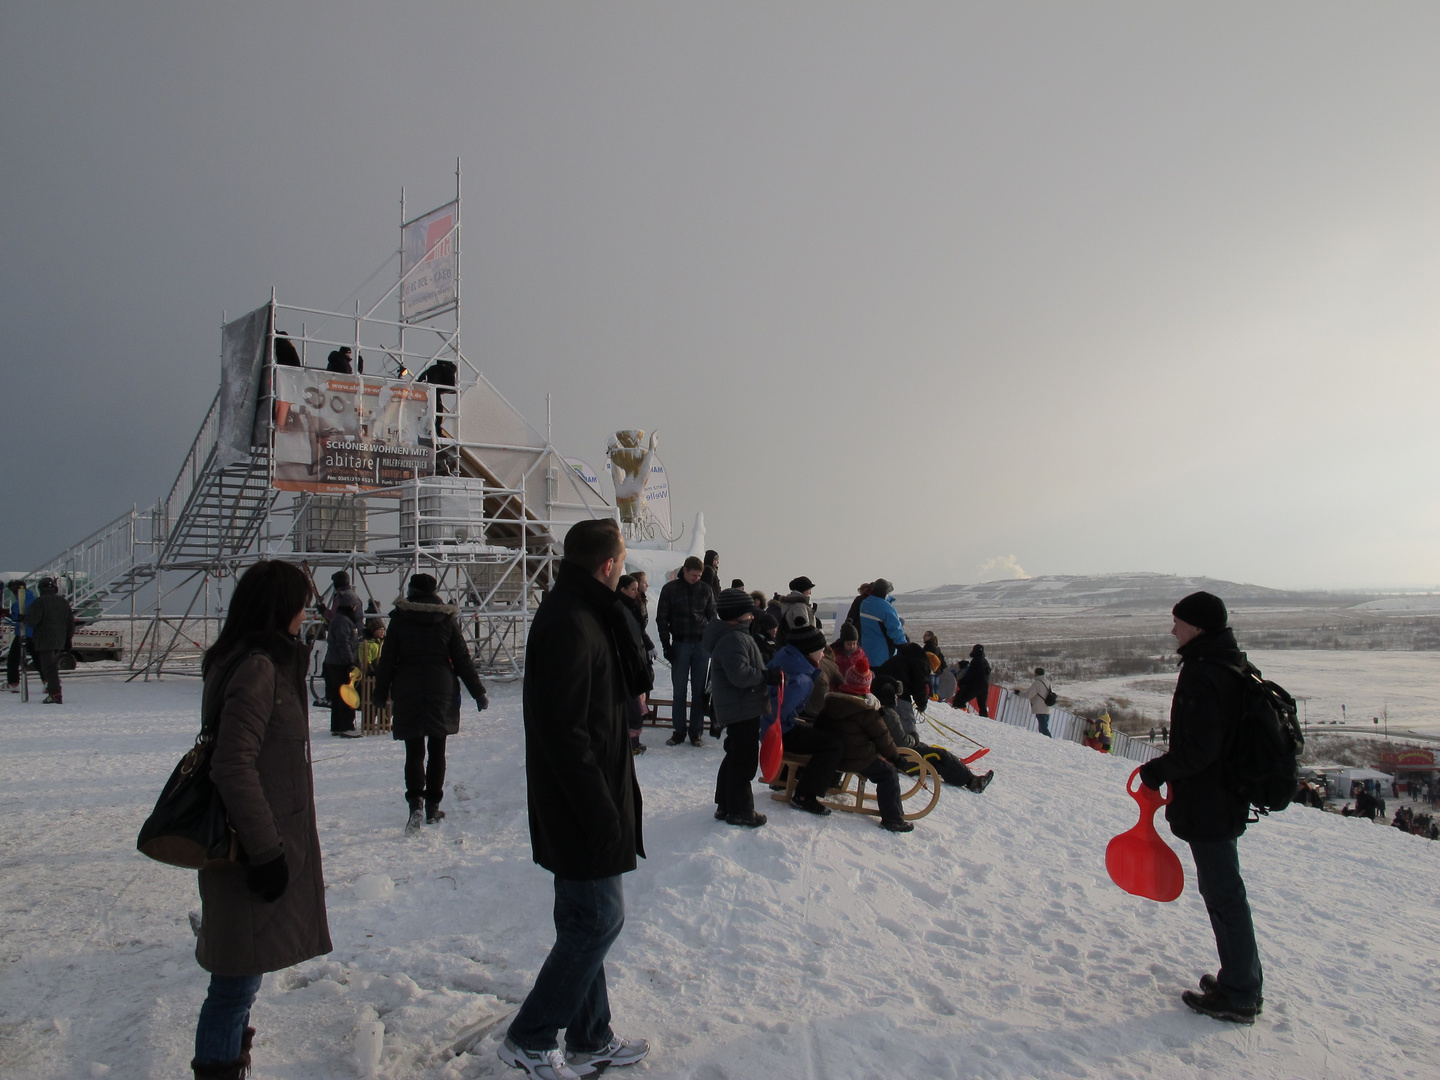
[
  {"xmin": 425, "ymin": 803, "xmax": 445, "ymax": 824},
  {"xmin": 191, "ymin": 1055, "xmax": 249, "ymax": 1079},
  {"xmin": 790, "ymin": 794, "xmax": 832, "ymax": 816}
]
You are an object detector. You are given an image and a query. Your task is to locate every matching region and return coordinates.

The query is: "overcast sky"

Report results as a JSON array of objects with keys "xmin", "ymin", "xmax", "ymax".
[{"xmin": 3, "ymin": 3, "xmax": 1438, "ymax": 594}]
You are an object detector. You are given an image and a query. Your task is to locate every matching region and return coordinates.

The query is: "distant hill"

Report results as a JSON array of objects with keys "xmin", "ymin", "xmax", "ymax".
[{"xmin": 824, "ymin": 572, "xmax": 1374, "ymax": 620}]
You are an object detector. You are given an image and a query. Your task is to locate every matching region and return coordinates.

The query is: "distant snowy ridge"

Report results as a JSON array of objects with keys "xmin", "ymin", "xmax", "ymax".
[{"xmin": 824, "ymin": 572, "xmax": 1408, "ymax": 618}]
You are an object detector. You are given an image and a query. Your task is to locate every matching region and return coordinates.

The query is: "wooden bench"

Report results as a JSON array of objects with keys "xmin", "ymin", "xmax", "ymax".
[{"xmin": 769, "ymin": 747, "xmax": 941, "ymax": 821}]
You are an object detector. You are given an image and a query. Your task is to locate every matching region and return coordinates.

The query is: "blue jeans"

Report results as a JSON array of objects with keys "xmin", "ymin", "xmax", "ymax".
[
  {"xmin": 670, "ymin": 639, "xmax": 708, "ymax": 739},
  {"xmin": 1036, "ymin": 713, "xmax": 1051, "ymax": 737},
  {"xmin": 1189, "ymin": 838, "xmax": 1263, "ymax": 1008},
  {"xmin": 194, "ymin": 973, "xmax": 262, "ymax": 1065},
  {"xmin": 507, "ymin": 875, "xmax": 625, "ymax": 1053}
]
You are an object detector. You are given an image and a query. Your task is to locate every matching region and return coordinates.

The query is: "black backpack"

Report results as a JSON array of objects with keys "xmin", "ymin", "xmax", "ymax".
[
  {"xmin": 1042, "ymin": 680, "xmax": 1058, "ymax": 708},
  {"xmin": 1207, "ymin": 659, "xmax": 1304, "ymax": 817}
]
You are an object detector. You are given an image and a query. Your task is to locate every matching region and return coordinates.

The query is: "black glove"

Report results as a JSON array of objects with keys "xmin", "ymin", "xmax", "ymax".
[
  {"xmin": 662, "ymin": 642, "xmax": 675, "ymax": 663},
  {"xmin": 1138, "ymin": 760, "xmax": 1163, "ymax": 791},
  {"xmin": 764, "ymin": 667, "xmax": 784, "ymax": 686},
  {"xmin": 475, "ymin": 691, "xmax": 489, "ymax": 711},
  {"xmin": 246, "ymin": 852, "xmax": 289, "ymax": 903}
]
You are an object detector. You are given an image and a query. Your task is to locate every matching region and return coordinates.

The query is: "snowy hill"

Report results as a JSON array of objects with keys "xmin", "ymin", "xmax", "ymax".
[
  {"xmin": 1, "ymin": 679, "xmax": 1436, "ymax": 1079},
  {"xmin": 854, "ymin": 573, "xmax": 1364, "ymax": 619}
]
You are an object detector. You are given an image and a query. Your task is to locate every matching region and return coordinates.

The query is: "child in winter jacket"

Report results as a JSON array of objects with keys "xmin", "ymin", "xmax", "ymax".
[{"xmin": 813, "ymin": 652, "xmax": 914, "ymax": 832}]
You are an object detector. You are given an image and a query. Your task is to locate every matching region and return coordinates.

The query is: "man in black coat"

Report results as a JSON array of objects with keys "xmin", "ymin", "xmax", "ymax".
[
  {"xmin": 502, "ymin": 518, "xmax": 651, "ymax": 1077},
  {"xmin": 951, "ymin": 644, "xmax": 991, "ymax": 716},
  {"xmin": 1139, "ymin": 591, "xmax": 1262, "ymax": 1025},
  {"xmin": 655, "ymin": 555, "xmax": 717, "ymax": 746},
  {"xmin": 372, "ymin": 573, "xmax": 487, "ymax": 826}
]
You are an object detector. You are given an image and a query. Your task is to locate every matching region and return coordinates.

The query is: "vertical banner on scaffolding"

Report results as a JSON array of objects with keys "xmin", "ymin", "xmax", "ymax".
[
  {"xmin": 642, "ymin": 456, "xmax": 673, "ymax": 539},
  {"xmin": 400, "ymin": 201, "xmax": 458, "ymax": 323},
  {"xmin": 217, "ymin": 304, "xmax": 271, "ymax": 468}
]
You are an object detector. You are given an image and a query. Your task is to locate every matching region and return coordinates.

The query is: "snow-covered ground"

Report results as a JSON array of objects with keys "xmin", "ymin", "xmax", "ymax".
[
  {"xmin": 2, "ymin": 677, "xmax": 1437, "ymax": 1079},
  {"xmin": 1062, "ymin": 649, "xmax": 1440, "ymax": 738}
]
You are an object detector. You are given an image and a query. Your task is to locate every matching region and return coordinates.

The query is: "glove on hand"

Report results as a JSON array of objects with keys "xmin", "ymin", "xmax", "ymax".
[
  {"xmin": 246, "ymin": 852, "xmax": 290, "ymax": 903},
  {"xmin": 1138, "ymin": 760, "xmax": 1163, "ymax": 791},
  {"xmin": 475, "ymin": 691, "xmax": 489, "ymax": 711}
]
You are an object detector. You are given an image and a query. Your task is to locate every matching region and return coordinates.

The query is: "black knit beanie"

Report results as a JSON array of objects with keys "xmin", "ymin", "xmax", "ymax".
[
  {"xmin": 839, "ymin": 620, "xmax": 860, "ymax": 643},
  {"xmin": 788, "ymin": 624, "xmax": 826, "ymax": 654},
  {"xmin": 716, "ymin": 587, "xmax": 754, "ymax": 621},
  {"xmin": 408, "ymin": 573, "xmax": 439, "ymax": 598},
  {"xmin": 1172, "ymin": 591, "xmax": 1227, "ymax": 634}
]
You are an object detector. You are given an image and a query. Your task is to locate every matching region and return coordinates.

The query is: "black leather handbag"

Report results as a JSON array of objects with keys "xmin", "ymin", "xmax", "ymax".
[{"xmin": 136, "ymin": 650, "xmax": 256, "ymax": 868}]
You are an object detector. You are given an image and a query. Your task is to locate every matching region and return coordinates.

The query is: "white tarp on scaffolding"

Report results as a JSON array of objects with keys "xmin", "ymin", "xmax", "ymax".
[
  {"xmin": 400, "ymin": 201, "xmax": 458, "ymax": 323},
  {"xmin": 216, "ymin": 304, "xmax": 270, "ymax": 468},
  {"xmin": 455, "ymin": 376, "xmax": 609, "ymax": 532}
]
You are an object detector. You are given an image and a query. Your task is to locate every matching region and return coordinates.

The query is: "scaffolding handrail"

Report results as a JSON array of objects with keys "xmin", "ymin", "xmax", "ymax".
[
  {"xmin": 161, "ymin": 389, "xmax": 223, "ymax": 536},
  {"xmin": 26, "ymin": 506, "xmax": 156, "ymax": 610}
]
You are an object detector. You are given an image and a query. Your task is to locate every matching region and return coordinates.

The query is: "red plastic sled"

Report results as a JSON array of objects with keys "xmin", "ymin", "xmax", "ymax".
[
  {"xmin": 760, "ymin": 674, "xmax": 785, "ymax": 783},
  {"xmin": 1106, "ymin": 767, "xmax": 1184, "ymax": 902}
]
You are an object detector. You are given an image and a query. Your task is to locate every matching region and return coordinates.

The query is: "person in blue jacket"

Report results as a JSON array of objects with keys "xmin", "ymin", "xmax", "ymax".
[
  {"xmin": 6, "ymin": 579, "xmax": 37, "ymax": 691},
  {"xmin": 858, "ymin": 578, "xmax": 907, "ymax": 667},
  {"xmin": 764, "ymin": 624, "xmax": 845, "ymax": 815}
]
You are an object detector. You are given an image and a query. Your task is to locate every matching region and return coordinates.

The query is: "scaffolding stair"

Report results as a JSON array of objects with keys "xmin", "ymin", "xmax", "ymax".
[
  {"xmin": 159, "ymin": 447, "xmax": 277, "ymax": 568},
  {"xmin": 27, "ymin": 507, "xmax": 161, "ymax": 617}
]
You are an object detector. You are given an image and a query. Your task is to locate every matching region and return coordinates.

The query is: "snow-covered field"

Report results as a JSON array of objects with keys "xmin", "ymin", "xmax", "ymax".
[
  {"xmin": 1063, "ymin": 649, "xmax": 1440, "ymax": 738},
  {"xmin": 2, "ymin": 677, "xmax": 1437, "ymax": 1079}
]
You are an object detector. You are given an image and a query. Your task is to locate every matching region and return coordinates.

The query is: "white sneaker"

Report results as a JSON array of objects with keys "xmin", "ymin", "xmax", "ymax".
[
  {"xmin": 567, "ymin": 1035, "xmax": 650, "ymax": 1071},
  {"xmin": 498, "ymin": 1035, "xmax": 594, "ymax": 1078}
]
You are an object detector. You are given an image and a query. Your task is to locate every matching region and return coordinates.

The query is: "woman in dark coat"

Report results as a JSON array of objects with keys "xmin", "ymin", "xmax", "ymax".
[
  {"xmin": 193, "ymin": 560, "xmax": 331, "ymax": 1079},
  {"xmin": 372, "ymin": 573, "xmax": 487, "ymax": 830},
  {"xmin": 616, "ymin": 574, "xmax": 655, "ymax": 754}
]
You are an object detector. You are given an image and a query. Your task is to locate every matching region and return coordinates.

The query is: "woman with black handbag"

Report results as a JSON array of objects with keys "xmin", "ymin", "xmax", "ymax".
[{"xmin": 191, "ymin": 560, "xmax": 332, "ymax": 1079}]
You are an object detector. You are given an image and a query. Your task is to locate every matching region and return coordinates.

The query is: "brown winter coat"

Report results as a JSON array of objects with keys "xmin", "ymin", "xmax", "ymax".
[
  {"xmin": 801, "ymin": 654, "xmax": 841, "ymax": 719},
  {"xmin": 195, "ymin": 636, "xmax": 332, "ymax": 976},
  {"xmin": 814, "ymin": 691, "xmax": 901, "ymax": 772}
]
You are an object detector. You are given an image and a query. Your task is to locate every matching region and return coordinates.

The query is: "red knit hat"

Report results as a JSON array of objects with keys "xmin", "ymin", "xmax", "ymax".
[{"xmin": 835, "ymin": 647, "xmax": 873, "ymax": 696}]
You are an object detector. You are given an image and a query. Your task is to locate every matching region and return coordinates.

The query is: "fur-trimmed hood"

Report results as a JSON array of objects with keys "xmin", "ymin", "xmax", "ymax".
[{"xmin": 391, "ymin": 596, "xmax": 459, "ymax": 618}]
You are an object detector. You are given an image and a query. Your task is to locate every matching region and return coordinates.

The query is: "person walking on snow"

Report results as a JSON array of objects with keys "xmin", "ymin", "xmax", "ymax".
[
  {"xmin": 24, "ymin": 577, "xmax": 73, "ymax": 704},
  {"xmin": 655, "ymin": 555, "xmax": 717, "ymax": 746},
  {"xmin": 372, "ymin": 574, "xmax": 488, "ymax": 830},
  {"xmin": 1016, "ymin": 667, "xmax": 1054, "ymax": 736},
  {"xmin": 502, "ymin": 518, "xmax": 651, "ymax": 1079},
  {"xmin": 1138, "ymin": 591, "xmax": 1264, "ymax": 1025},
  {"xmin": 706, "ymin": 588, "xmax": 779, "ymax": 827},
  {"xmin": 857, "ymin": 578, "xmax": 907, "ymax": 666}
]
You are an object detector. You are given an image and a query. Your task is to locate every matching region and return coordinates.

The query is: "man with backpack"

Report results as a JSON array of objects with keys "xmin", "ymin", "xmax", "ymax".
[{"xmin": 1138, "ymin": 591, "xmax": 1263, "ymax": 1025}]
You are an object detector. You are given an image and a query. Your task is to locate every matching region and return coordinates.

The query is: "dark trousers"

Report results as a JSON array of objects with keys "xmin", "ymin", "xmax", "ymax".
[
  {"xmin": 194, "ymin": 972, "xmax": 262, "ymax": 1066},
  {"xmin": 714, "ymin": 717, "xmax": 760, "ymax": 816},
  {"xmin": 323, "ymin": 664, "xmax": 355, "ymax": 732},
  {"xmin": 7, "ymin": 634, "xmax": 33, "ymax": 686},
  {"xmin": 507, "ymin": 874, "xmax": 624, "ymax": 1054},
  {"xmin": 955, "ymin": 682, "xmax": 989, "ymax": 717},
  {"xmin": 782, "ymin": 722, "xmax": 844, "ymax": 799},
  {"xmin": 1189, "ymin": 838, "xmax": 1263, "ymax": 1008},
  {"xmin": 1036, "ymin": 713, "xmax": 1051, "ymax": 737},
  {"xmin": 404, "ymin": 735, "xmax": 447, "ymax": 809},
  {"xmin": 35, "ymin": 650, "xmax": 62, "ymax": 698},
  {"xmin": 860, "ymin": 758, "xmax": 904, "ymax": 823},
  {"xmin": 669, "ymin": 639, "xmax": 708, "ymax": 739}
]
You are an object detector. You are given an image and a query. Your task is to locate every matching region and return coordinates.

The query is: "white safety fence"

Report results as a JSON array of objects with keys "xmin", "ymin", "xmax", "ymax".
[{"xmin": 965, "ymin": 690, "xmax": 1164, "ymax": 764}]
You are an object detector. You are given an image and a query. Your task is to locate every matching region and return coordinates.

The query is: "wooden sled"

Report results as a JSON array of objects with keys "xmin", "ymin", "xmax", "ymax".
[{"xmin": 769, "ymin": 747, "xmax": 942, "ymax": 821}]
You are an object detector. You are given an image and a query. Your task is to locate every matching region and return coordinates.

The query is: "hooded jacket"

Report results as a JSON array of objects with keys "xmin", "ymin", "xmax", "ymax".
[
  {"xmin": 774, "ymin": 591, "xmax": 818, "ymax": 645},
  {"xmin": 523, "ymin": 560, "xmax": 646, "ymax": 879},
  {"xmin": 372, "ymin": 593, "xmax": 485, "ymax": 740},
  {"xmin": 875, "ymin": 642, "xmax": 932, "ymax": 715},
  {"xmin": 323, "ymin": 606, "xmax": 359, "ymax": 669},
  {"xmin": 702, "ymin": 617, "xmax": 768, "ymax": 725},
  {"xmin": 764, "ymin": 643, "xmax": 819, "ymax": 737},
  {"xmin": 24, "ymin": 590, "xmax": 73, "ymax": 652},
  {"xmin": 1138, "ymin": 628, "xmax": 1250, "ymax": 842}
]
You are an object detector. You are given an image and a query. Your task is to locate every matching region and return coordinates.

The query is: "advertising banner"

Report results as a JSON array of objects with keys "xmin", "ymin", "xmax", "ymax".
[
  {"xmin": 217, "ymin": 305, "xmax": 270, "ymax": 468},
  {"xmin": 642, "ymin": 456, "xmax": 673, "ymax": 539},
  {"xmin": 270, "ymin": 367, "xmax": 434, "ymax": 493},
  {"xmin": 400, "ymin": 201, "xmax": 458, "ymax": 322},
  {"xmin": 564, "ymin": 458, "xmax": 604, "ymax": 495}
]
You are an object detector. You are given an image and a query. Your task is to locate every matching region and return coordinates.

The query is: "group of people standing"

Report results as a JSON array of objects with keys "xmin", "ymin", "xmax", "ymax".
[{"xmin": 6, "ymin": 576, "xmax": 75, "ymax": 703}]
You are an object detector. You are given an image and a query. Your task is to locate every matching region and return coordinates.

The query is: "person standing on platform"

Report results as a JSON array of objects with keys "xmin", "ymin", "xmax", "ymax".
[{"xmin": 501, "ymin": 518, "xmax": 650, "ymax": 1079}]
